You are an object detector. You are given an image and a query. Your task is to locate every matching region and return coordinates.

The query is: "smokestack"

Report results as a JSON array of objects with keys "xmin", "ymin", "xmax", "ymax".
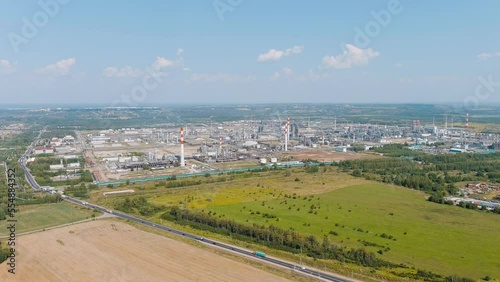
[
  {"xmin": 219, "ymin": 136, "xmax": 222, "ymax": 150},
  {"xmin": 465, "ymin": 112, "xmax": 469, "ymax": 129},
  {"xmin": 180, "ymin": 127, "xmax": 185, "ymax": 167},
  {"xmin": 285, "ymin": 117, "xmax": 290, "ymax": 151}
]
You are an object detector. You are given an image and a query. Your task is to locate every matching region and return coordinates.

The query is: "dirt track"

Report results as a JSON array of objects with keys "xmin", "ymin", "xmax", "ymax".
[{"xmin": 0, "ymin": 220, "xmax": 290, "ymax": 282}]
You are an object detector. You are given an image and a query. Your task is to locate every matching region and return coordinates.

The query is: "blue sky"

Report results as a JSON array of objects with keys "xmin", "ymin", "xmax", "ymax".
[{"xmin": 0, "ymin": 0, "xmax": 499, "ymax": 105}]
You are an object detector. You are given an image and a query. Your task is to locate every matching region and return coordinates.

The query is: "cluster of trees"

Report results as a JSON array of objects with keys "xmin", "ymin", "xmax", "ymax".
[
  {"xmin": 64, "ymin": 183, "xmax": 98, "ymax": 198},
  {"xmin": 0, "ymin": 247, "xmax": 11, "ymax": 264},
  {"xmin": 40, "ymin": 128, "xmax": 75, "ymax": 139},
  {"xmin": 373, "ymin": 144, "xmax": 425, "ymax": 158},
  {"xmin": 0, "ymin": 129, "xmax": 39, "ymax": 162},
  {"xmin": 393, "ymin": 269, "xmax": 475, "ymax": 282},
  {"xmin": 305, "ymin": 164, "xmax": 319, "ymax": 173},
  {"xmin": 115, "ymin": 196, "xmax": 166, "ymax": 216}
]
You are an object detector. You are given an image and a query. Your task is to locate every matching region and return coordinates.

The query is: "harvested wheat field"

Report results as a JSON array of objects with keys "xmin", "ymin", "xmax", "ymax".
[{"xmin": 0, "ymin": 220, "xmax": 290, "ymax": 282}]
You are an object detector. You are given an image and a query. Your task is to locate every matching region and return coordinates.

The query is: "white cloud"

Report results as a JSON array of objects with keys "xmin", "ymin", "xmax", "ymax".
[
  {"xmin": 36, "ymin": 58, "xmax": 76, "ymax": 76},
  {"xmin": 257, "ymin": 45, "xmax": 304, "ymax": 62},
  {"xmin": 297, "ymin": 69, "xmax": 333, "ymax": 81},
  {"xmin": 284, "ymin": 46, "xmax": 303, "ymax": 56},
  {"xmin": 282, "ymin": 67, "xmax": 293, "ymax": 76},
  {"xmin": 477, "ymin": 52, "xmax": 500, "ymax": 61},
  {"xmin": 270, "ymin": 67, "xmax": 293, "ymax": 80},
  {"xmin": 103, "ymin": 56, "xmax": 178, "ymax": 78},
  {"xmin": 102, "ymin": 66, "xmax": 143, "ymax": 78},
  {"xmin": 152, "ymin": 56, "xmax": 174, "ymax": 70},
  {"xmin": 0, "ymin": 59, "xmax": 16, "ymax": 74},
  {"xmin": 177, "ymin": 48, "xmax": 184, "ymax": 56},
  {"xmin": 322, "ymin": 44, "xmax": 379, "ymax": 69},
  {"xmin": 394, "ymin": 63, "xmax": 404, "ymax": 68},
  {"xmin": 270, "ymin": 72, "xmax": 281, "ymax": 81},
  {"xmin": 270, "ymin": 67, "xmax": 333, "ymax": 81},
  {"xmin": 190, "ymin": 73, "xmax": 256, "ymax": 83}
]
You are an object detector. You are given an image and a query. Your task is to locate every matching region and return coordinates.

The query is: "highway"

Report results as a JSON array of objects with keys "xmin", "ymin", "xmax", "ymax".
[
  {"xmin": 16, "ymin": 131, "xmax": 354, "ymax": 282},
  {"xmin": 18, "ymin": 127, "xmax": 45, "ymax": 191}
]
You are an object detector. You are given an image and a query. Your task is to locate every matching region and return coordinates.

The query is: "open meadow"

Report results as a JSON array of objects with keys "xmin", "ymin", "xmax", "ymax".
[
  {"xmin": 0, "ymin": 202, "xmax": 97, "ymax": 237},
  {"xmin": 92, "ymin": 167, "xmax": 500, "ymax": 280}
]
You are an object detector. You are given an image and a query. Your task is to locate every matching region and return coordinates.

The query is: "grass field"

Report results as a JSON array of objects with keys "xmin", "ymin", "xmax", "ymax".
[
  {"xmin": 93, "ymin": 167, "xmax": 500, "ymax": 280},
  {"xmin": 0, "ymin": 202, "xmax": 97, "ymax": 236},
  {"xmin": 206, "ymin": 184, "xmax": 500, "ymax": 279}
]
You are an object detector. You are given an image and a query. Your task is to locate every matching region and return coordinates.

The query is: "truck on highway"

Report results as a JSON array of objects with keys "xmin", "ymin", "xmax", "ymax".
[{"xmin": 254, "ymin": 251, "xmax": 266, "ymax": 258}]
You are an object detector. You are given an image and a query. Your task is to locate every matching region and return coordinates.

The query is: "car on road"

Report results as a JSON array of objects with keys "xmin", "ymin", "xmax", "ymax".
[{"xmin": 254, "ymin": 251, "xmax": 266, "ymax": 258}]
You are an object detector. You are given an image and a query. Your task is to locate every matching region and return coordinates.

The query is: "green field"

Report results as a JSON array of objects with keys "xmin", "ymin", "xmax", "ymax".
[
  {"xmin": 203, "ymin": 183, "xmax": 500, "ymax": 279},
  {"xmin": 93, "ymin": 168, "xmax": 500, "ymax": 280},
  {"xmin": 0, "ymin": 202, "xmax": 97, "ymax": 236}
]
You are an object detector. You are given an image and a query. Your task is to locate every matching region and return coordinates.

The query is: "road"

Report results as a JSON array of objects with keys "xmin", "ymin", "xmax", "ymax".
[
  {"xmin": 16, "ymin": 130, "xmax": 354, "ymax": 282},
  {"xmin": 18, "ymin": 126, "xmax": 46, "ymax": 191}
]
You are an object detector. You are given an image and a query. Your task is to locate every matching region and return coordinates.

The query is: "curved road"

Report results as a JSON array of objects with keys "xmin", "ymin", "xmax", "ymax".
[{"xmin": 17, "ymin": 133, "xmax": 354, "ymax": 282}]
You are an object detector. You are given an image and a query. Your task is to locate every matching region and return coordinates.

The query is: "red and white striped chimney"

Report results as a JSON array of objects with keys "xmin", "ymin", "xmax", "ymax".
[{"xmin": 285, "ymin": 117, "xmax": 290, "ymax": 151}]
